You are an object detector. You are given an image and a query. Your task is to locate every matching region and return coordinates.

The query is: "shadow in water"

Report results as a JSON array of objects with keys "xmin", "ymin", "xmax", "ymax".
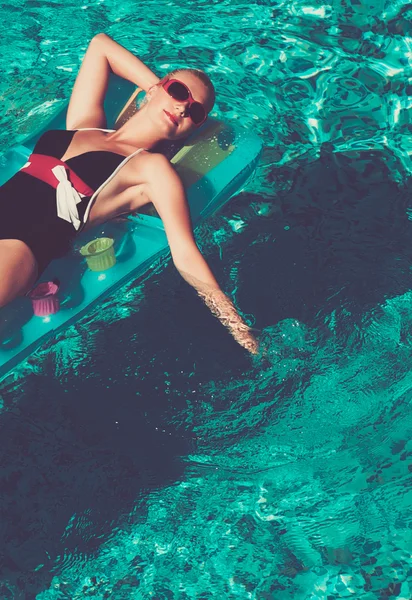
[
  {"xmin": 0, "ymin": 369, "xmax": 193, "ymax": 597},
  {"xmin": 228, "ymin": 147, "xmax": 412, "ymax": 331}
]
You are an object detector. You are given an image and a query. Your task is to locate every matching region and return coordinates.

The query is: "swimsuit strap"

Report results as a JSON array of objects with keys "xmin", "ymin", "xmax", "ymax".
[
  {"xmin": 75, "ymin": 118, "xmax": 147, "ymax": 225},
  {"xmin": 73, "ymin": 127, "xmax": 147, "ymax": 223},
  {"xmin": 82, "ymin": 147, "xmax": 146, "ymax": 225},
  {"xmin": 76, "ymin": 127, "xmax": 116, "ymax": 132}
]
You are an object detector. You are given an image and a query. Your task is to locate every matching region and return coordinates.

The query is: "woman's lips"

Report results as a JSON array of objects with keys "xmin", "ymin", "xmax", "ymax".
[{"xmin": 164, "ymin": 110, "xmax": 178, "ymax": 126}]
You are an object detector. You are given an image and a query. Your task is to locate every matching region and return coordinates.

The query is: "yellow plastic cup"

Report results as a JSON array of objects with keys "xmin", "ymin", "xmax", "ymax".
[{"xmin": 80, "ymin": 237, "xmax": 116, "ymax": 272}]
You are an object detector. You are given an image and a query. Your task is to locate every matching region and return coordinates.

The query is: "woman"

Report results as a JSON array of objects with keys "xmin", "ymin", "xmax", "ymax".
[{"xmin": 0, "ymin": 33, "xmax": 258, "ymax": 353}]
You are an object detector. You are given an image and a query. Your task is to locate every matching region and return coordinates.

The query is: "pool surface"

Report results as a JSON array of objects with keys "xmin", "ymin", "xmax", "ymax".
[{"xmin": 1, "ymin": 0, "xmax": 412, "ymax": 598}]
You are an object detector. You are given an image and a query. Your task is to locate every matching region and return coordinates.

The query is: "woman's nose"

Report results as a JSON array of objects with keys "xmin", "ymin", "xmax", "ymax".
[{"xmin": 175, "ymin": 101, "xmax": 189, "ymax": 116}]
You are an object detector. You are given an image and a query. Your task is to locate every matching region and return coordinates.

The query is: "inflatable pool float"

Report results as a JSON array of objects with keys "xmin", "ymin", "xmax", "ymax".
[{"xmin": 0, "ymin": 76, "xmax": 262, "ymax": 381}]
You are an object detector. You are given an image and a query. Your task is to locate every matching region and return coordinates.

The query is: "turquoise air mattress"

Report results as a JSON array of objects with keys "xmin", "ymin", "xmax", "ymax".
[{"xmin": 0, "ymin": 76, "xmax": 262, "ymax": 381}]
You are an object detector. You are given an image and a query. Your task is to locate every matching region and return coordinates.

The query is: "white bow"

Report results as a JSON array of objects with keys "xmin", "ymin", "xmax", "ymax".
[{"xmin": 52, "ymin": 165, "xmax": 85, "ymax": 231}]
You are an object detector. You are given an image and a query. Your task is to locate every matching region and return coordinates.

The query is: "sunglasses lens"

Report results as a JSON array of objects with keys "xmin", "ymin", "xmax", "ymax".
[
  {"xmin": 167, "ymin": 81, "xmax": 189, "ymax": 101},
  {"xmin": 190, "ymin": 102, "xmax": 206, "ymax": 125}
]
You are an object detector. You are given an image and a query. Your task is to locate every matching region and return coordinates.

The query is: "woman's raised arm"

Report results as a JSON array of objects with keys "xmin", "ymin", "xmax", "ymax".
[
  {"xmin": 67, "ymin": 33, "xmax": 159, "ymax": 130},
  {"xmin": 141, "ymin": 153, "xmax": 259, "ymax": 354}
]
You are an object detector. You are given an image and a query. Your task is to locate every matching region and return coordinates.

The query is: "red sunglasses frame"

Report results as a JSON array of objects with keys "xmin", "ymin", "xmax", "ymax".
[{"xmin": 162, "ymin": 78, "xmax": 207, "ymax": 126}]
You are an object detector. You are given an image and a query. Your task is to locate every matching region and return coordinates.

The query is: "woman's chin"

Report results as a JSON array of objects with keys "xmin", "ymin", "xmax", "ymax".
[{"xmin": 164, "ymin": 128, "xmax": 187, "ymax": 141}]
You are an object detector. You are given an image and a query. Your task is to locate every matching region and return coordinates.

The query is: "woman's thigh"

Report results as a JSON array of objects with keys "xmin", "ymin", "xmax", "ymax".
[{"xmin": 0, "ymin": 239, "xmax": 38, "ymax": 308}]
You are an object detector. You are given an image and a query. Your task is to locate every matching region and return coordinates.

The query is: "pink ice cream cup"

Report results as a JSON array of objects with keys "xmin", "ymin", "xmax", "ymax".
[{"xmin": 28, "ymin": 281, "xmax": 60, "ymax": 317}]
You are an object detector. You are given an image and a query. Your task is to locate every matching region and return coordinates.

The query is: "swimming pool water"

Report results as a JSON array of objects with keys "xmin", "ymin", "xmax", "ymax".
[{"xmin": 1, "ymin": 0, "xmax": 412, "ymax": 598}]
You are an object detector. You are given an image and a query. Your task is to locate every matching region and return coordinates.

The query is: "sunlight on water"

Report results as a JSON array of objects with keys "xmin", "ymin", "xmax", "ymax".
[{"xmin": 1, "ymin": 0, "xmax": 412, "ymax": 598}]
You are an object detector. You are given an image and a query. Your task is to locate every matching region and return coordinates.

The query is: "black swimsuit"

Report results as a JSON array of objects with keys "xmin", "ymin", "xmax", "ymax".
[{"xmin": 0, "ymin": 129, "xmax": 140, "ymax": 274}]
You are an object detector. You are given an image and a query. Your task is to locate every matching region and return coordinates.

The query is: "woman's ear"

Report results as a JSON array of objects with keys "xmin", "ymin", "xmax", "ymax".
[{"xmin": 145, "ymin": 83, "xmax": 160, "ymax": 102}]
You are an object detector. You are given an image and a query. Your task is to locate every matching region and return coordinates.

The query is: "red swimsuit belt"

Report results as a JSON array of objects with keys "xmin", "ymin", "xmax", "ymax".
[{"xmin": 22, "ymin": 153, "xmax": 95, "ymax": 196}]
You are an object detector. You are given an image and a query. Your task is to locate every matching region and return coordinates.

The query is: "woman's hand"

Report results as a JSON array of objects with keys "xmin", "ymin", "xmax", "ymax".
[{"xmin": 197, "ymin": 287, "xmax": 259, "ymax": 354}]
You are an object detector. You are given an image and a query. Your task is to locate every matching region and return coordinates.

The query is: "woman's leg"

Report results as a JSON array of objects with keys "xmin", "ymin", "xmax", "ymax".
[{"xmin": 0, "ymin": 240, "xmax": 38, "ymax": 309}]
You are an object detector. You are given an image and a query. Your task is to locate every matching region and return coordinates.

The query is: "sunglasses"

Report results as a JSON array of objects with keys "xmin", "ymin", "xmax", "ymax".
[{"xmin": 162, "ymin": 78, "xmax": 207, "ymax": 126}]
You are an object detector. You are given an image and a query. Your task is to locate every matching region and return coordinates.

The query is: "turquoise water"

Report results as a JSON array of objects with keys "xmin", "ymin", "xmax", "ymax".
[{"xmin": 1, "ymin": 0, "xmax": 412, "ymax": 598}]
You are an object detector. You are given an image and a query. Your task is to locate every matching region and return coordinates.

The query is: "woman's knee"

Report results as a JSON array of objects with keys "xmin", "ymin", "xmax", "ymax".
[{"xmin": 0, "ymin": 240, "xmax": 38, "ymax": 308}]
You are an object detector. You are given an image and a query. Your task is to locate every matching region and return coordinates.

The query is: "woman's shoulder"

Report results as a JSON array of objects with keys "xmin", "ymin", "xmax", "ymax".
[
  {"xmin": 129, "ymin": 150, "xmax": 174, "ymax": 175},
  {"xmin": 125, "ymin": 151, "xmax": 182, "ymax": 193}
]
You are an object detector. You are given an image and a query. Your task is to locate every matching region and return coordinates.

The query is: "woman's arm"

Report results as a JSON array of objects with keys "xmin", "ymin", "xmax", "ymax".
[
  {"xmin": 141, "ymin": 154, "xmax": 259, "ymax": 354},
  {"xmin": 67, "ymin": 33, "xmax": 159, "ymax": 130},
  {"xmin": 178, "ymin": 265, "xmax": 259, "ymax": 355}
]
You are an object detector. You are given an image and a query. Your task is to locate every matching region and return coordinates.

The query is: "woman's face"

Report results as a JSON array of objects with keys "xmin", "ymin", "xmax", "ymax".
[{"xmin": 145, "ymin": 71, "xmax": 212, "ymax": 140}]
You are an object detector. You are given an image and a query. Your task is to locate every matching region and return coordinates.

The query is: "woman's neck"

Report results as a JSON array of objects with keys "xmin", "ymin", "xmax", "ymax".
[{"xmin": 107, "ymin": 106, "xmax": 166, "ymax": 150}]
